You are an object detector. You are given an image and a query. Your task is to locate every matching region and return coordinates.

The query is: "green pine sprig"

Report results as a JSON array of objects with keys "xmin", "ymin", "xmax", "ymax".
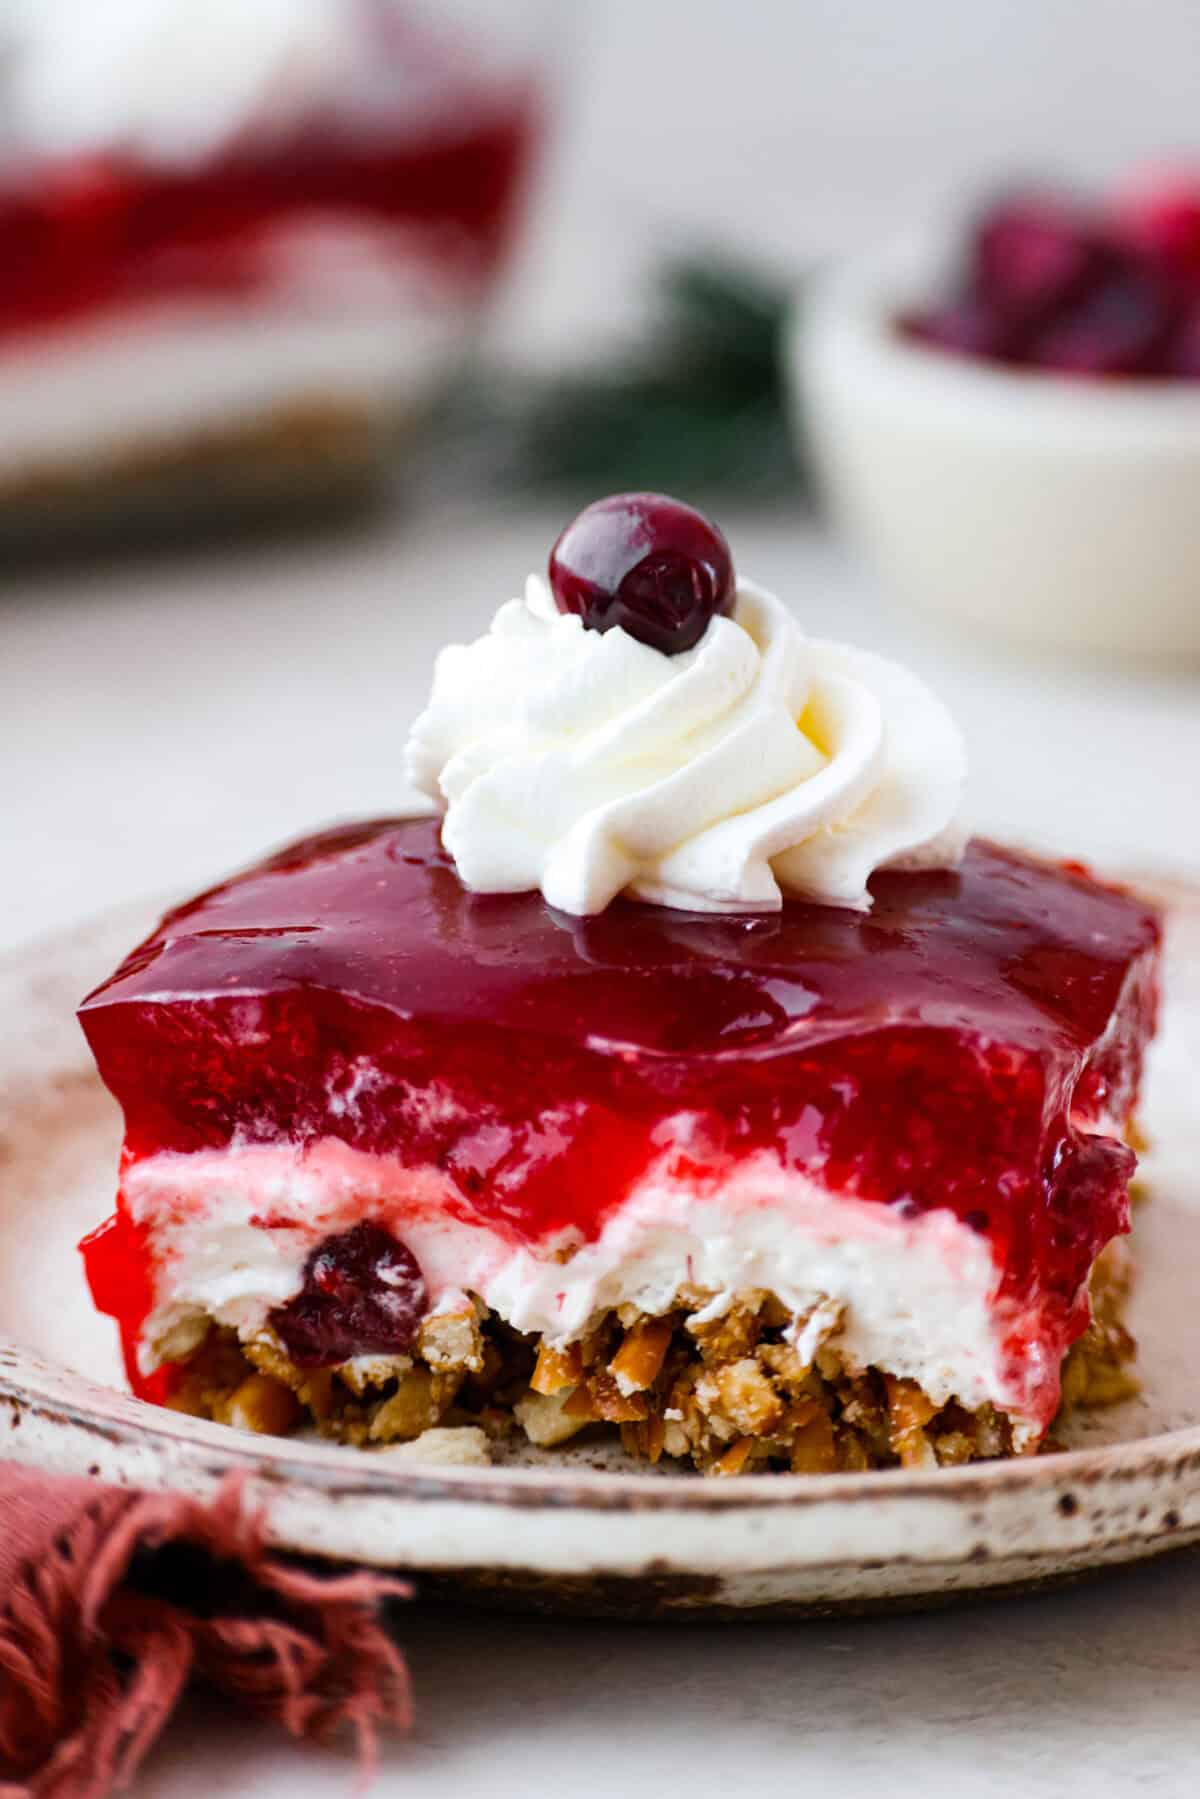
[{"xmin": 437, "ymin": 252, "xmax": 806, "ymax": 503}]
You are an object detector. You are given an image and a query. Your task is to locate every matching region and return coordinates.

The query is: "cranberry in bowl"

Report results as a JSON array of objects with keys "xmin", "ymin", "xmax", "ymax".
[{"xmin": 794, "ymin": 175, "xmax": 1200, "ymax": 660}]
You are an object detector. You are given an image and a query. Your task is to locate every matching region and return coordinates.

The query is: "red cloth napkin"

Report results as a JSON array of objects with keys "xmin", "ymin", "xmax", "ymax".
[{"xmin": 0, "ymin": 1465, "xmax": 411, "ymax": 1799}]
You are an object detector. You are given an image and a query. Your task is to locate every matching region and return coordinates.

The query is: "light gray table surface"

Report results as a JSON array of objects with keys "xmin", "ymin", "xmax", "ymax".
[{"xmin": 138, "ymin": 1551, "xmax": 1200, "ymax": 1798}]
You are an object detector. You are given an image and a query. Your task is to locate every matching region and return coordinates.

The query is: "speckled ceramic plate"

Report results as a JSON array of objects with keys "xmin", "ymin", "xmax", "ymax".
[{"xmin": 1, "ymin": 880, "xmax": 1198, "ymax": 1619}]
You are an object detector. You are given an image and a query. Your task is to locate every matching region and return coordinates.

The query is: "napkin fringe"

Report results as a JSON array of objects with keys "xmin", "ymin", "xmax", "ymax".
[{"xmin": 0, "ymin": 1472, "xmax": 411, "ymax": 1799}]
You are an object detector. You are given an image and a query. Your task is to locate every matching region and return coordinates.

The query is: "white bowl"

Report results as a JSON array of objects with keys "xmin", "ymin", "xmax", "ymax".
[{"xmin": 793, "ymin": 237, "xmax": 1200, "ymax": 660}]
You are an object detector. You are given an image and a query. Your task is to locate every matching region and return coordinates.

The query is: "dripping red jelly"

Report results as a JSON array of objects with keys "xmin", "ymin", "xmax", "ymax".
[{"xmin": 78, "ymin": 816, "xmax": 1160, "ymax": 1404}]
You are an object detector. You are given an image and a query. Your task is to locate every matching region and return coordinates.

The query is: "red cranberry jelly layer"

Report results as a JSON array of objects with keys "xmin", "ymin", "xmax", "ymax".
[
  {"xmin": 0, "ymin": 89, "xmax": 536, "ymax": 340},
  {"xmin": 80, "ymin": 818, "xmax": 1160, "ymax": 1365}
]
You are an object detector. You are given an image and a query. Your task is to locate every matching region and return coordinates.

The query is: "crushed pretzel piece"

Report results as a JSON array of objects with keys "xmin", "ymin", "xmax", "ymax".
[
  {"xmin": 885, "ymin": 1376, "xmax": 939, "ymax": 1467},
  {"xmin": 564, "ymin": 1370, "xmax": 650, "ymax": 1424},
  {"xmin": 620, "ymin": 1415, "xmax": 668, "ymax": 1464},
  {"xmin": 837, "ymin": 1429, "xmax": 872, "ymax": 1472},
  {"xmin": 514, "ymin": 1387, "xmax": 590, "ymax": 1447},
  {"xmin": 1061, "ymin": 1320, "xmax": 1140, "ymax": 1408},
  {"xmin": 418, "ymin": 1307, "xmax": 484, "ymax": 1374},
  {"xmin": 696, "ymin": 1357, "xmax": 784, "ymax": 1437},
  {"xmin": 368, "ymin": 1367, "xmax": 461, "ymax": 1443},
  {"xmin": 375, "ymin": 1425, "xmax": 492, "ymax": 1468},
  {"xmin": 337, "ymin": 1354, "xmax": 414, "ymax": 1396},
  {"xmin": 610, "ymin": 1315, "xmax": 675, "ymax": 1393},
  {"xmin": 531, "ymin": 1341, "xmax": 584, "ymax": 1395},
  {"xmin": 789, "ymin": 1406, "xmax": 838, "ymax": 1474},
  {"xmin": 688, "ymin": 1300, "xmax": 763, "ymax": 1365},
  {"xmin": 759, "ymin": 1340, "xmax": 814, "ymax": 1393},
  {"xmin": 711, "ymin": 1437, "xmax": 757, "ymax": 1478},
  {"xmin": 933, "ymin": 1430, "xmax": 976, "ymax": 1467},
  {"xmin": 214, "ymin": 1371, "xmax": 300, "ymax": 1436}
]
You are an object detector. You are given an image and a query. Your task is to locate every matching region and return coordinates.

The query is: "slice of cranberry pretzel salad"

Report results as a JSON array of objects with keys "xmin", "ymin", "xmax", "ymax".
[{"xmin": 79, "ymin": 495, "xmax": 1161, "ymax": 1474}]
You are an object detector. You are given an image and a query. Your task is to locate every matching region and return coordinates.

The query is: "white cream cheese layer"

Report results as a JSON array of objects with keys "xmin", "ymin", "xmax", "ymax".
[
  {"xmin": 406, "ymin": 575, "xmax": 967, "ymax": 917},
  {"xmin": 124, "ymin": 1131, "xmax": 1055, "ymax": 1431}
]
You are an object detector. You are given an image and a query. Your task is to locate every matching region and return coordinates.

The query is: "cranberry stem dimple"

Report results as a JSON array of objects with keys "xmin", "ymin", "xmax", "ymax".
[{"xmin": 548, "ymin": 492, "xmax": 735, "ymax": 654}]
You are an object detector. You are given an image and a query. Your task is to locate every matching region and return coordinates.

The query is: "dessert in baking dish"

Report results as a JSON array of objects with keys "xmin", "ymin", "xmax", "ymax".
[
  {"xmin": 0, "ymin": 0, "xmax": 536, "ymax": 511},
  {"xmin": 79, "ymin": 495, "xmax": 1159, "ymax": 1473}
]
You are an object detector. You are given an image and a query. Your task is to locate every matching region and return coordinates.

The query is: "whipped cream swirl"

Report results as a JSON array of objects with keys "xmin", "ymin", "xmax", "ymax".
[{"xmin": 405, "ymin": 576, "xmax": 967, "ymax": 916}]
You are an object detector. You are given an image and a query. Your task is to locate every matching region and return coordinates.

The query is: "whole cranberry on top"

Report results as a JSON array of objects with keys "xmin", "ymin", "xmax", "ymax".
[{"xmin": 548, "ymin": 492, "xmax": 736, "ymax": 655}]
